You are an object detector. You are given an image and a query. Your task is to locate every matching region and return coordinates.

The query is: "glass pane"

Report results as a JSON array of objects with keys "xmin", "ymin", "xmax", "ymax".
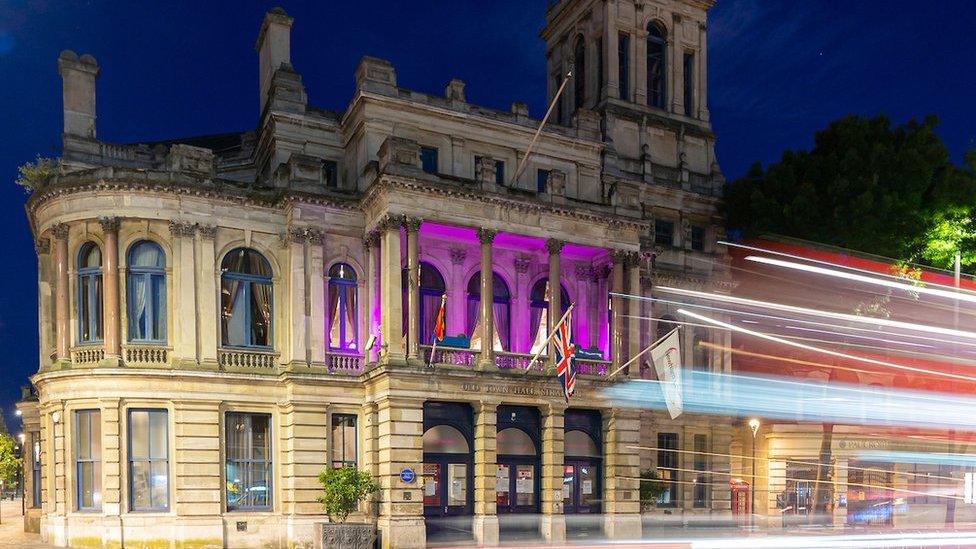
[
  {"xmin": 497, "ymin": 428, "xmax": 536, "ymax": 456},
  {"xmin": 565, "ymin": 430, "xmax": 599, "ymax": 458},
  {"xmin": 250, "ymin": 462, "xmax": 269, "ymax": 507},
  {"xmin": 79, "ymin": 461, "xmax": 94, "ymax": 508},
  {"xmin": 152, "ymin": 275, "xmax": 166, "ymax": 340},
  {"xmin": 82, "ymin": 243, "xmax": 101, "ymax": 268},
  {"xmin": 94, "ymin": 276, "xmax": 103, "ymax": 340},
  {"xmin": 251, "ymin": 415, "xmax": 269, "ymax": 460},
  {"xmin": 344, "ymin": 286, "xmax": 357, "ymax": 349},
  {"xmin": 131, "ymin": 461, "xmax": 150, "ymax": 510},
  {"xmin": 226, "ymin": 460, "xmax": 244, "ymax": 509},
  {"xmin": 495, "ymin": 464, "xmax": 510, "ymax": 507},
  {"xmin": 250, "ymin": 282, "xmax": 272, "ymax": 346},
  {"xmin": 515, "ymin": 465, "xmax": 535, "ymax": 506},
  {"xmin": 563, "ymin": 465, "xmax": 575, "ymax": 504},
  {"xmin": 423, "ymin": 463, "xmax": 440, "ymax": 506},
  {"xmin": 150, "ymin": 460, "xmax": 168, "ymax": 509},
  {"xmin": 448, "ymin": 463, "xmax": 467, "ymax": 506},
  {"xmin": 129, "ymin": 241, "xmax": 164, "ymax": 268},
  {"xmin": 80, "ymin": 278, "xmax": 91, "ymax": 342},
  {"xmin": 422, "ymin": 425, "xmax": 469, "ymax": 454},
  {"xmin": 222, "ymin": 248, "xmax": 271, "ymax": 277},
  {"xmin": 328, "ymin": 284, "xmax": 340, "ymax": 349},
  {"xmin": 77, "ymin": 412, "xmax": 91, "ymax": 460},
  {"xmin": 149, "ymin": 411, "xmax": 167, "ymax": 459},
  {"xmin": 129, "ymin": 411, "xmax": 149, "ymax": 459},
  {"xmin": 90, "ymin": 411, "xmax": 101, "ymax": 460},
  {"xmin": 579, "ymin": 465, "xmax": 598, "ymax": 507},
  {"xmin": 226, "ymin": 414, "xmax": 247, "ymax": 460}
]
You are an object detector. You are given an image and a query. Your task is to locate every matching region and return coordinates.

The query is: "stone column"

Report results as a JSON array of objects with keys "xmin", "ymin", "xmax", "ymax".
[
  {"xmin": 698, "ymin": 23, "xmax": 709, "ymax": 121},
  {"xmin": 477, "ymin": 228, "xmax": 497, "ymax": 369},
  {"xmin": 379, "ymin": 215, "xmax": 405, "ymax": 363},
  {"xmin": 626, "ymin": 252, "xmax": 642, "ymax": 377},
  {"xmin": 100, "ymin": 217, "xmax": 121, "ymax": 361},
  {"xmin": 472, "ymin": 402, "xmax": 499, "ymax": 546},
  {"xmin": 546, "ymin": 239, "xmax": 563, "ymax": 368},
  {"xmin": 539, "ymin": 404, "xmax": 566, "ymax": 542},
  {"xmin": 610, "ymin": 250, "xmax": 626, "ymax": 374},
  {"xmin": 604, "ymin": 1, "xmax": 619, "ymax": 98},
  {"xmin": 364, "ymin": 232, "xmax": 380, "ymax": 364},
  {"xmin": 603, "ymin": 408, "xmax": 642, "ymax": 539},
  {"xmin": 404, "ymin": 217, "xmax": 422, "ymax": 359},
  {"xmin": 634, "ymin": 29, "xmax": 648, "ymax": 105},
  {"xmin": 283, "ymin": 227, "xmax": 308, "ymax": 369},
  {"xmin": 197, "ymin": 225, "xmax": 219, "ymax": 368},
  {"xmin": 169, "ymin": 221, "xmax": 197, "ymax": 367},
  {"xmin": 53, "ymin": 224, "xmax": 70, "ymax": 361},
  {"xmin": 376, "ymin": 397, "xmax": 425, "ymax": 549}
]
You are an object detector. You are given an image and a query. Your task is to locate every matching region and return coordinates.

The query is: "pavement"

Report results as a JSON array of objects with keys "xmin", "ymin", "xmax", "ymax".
[{"xmin": 0, "ymin": 498, "xmax": 52, "ymax": 548}]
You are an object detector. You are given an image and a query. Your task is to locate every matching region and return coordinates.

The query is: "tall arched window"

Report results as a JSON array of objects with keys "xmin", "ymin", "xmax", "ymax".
[
  {"xmin": 646, "ymin": 22, "xmax": 667, "ymax": 109},
  {"xmin": 419, "ymin": 262, "xmax": 446, "ymax": 345},
  {"xmin": 221, "ymin": 248, "xmax": 273, "ymax": 348},
  {"xmin": 529, "ymin": 278, "xmax": 570, "ymax": 355},
  {"xmin": 466, "ymin": 271, "xmax": 511, "ymax": 351},
  {"xmin": 127, "ymin": 241, "xmax": 166, "ymax": 343},
  {"xmin": 573, "ymin": 35, "xmax": 586, "ymax": 110},
  {"xmin": 328, "ymin": 263, "xmax": 358, "ymax": 352},
  {"xmin": 77, "ymin": 242, "xmax": 103, "ymax": 344}
]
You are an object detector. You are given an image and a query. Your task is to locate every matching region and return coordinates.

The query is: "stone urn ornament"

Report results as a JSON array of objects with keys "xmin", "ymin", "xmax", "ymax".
[{"xmin": 314, "ymin": 467, "xmax": 380, "ymax": 549}]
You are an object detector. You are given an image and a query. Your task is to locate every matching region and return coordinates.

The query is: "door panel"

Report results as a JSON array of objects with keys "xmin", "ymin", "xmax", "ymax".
[
  {"xmin": 423, "ymin": 462, "xmax": 440, "ymax": 507},
  {"xmin": 496, "ymin": 464, "xmax": 511, "ymax": 508},
  {"xmin": 447, "ymin": 463, "xmax": 468, "ymax": 509}
]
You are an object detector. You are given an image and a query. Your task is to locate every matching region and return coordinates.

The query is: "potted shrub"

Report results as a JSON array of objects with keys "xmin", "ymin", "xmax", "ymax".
[
  {"xmin": 639, "ymin": 469, "xmax": 667, "ymax": 512},
  {"xmin": 314, "ymin": 467, "xmax": 380, "ymax": 549}
]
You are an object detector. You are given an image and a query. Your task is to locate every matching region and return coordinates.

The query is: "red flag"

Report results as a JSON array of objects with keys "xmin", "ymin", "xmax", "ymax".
[{"xmin": 433, "ymin": 294, "xmax": 446, "ymax": 342}]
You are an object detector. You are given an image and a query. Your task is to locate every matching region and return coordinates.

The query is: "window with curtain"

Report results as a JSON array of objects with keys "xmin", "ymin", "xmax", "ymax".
[
  {"xmin": 573, "ymin": 35, "xmax": 586, "ymax": 109},
  {"xmin": 646, "ymin": 22, "xmax": 667, "ymax": 109},
  {"xmin": 225, "ymin": 412, "xmax": 272, "ymax": 510},
  {"xmin": 466, "ymin": 271, "xmax": 510, "ymax": 352},
  {"xmin": 221, "ymin": 248, "xmax": 273, "ymax": 348},
  {"xmin": 331, "ymin": 414, "xmax": 357, "ymax": 468},
  {"xmin": 128, "ymin": 409, "xmax": 168, "ymax": 511},
  {"xmin": 408, "ymin": 262, "xmax": 445, "ymax": 345},
  {"xmin": 529, "ymin": 278, "xmax": 570, "ymax": 355},
  {"xmin": 328, "ymin": 263, "xmax": 358, "ymax": 352},
  {"xmin": 31, "ymin": 431, "xmax": 41, "ymax": 508},
  {"xmin": 657, "ymin": 432, "xmax": 678, "ymax": 506},
  {"xmin": 77, "ymin": 242, "xmax": 103, "ymax": 345},
  {"xmin": 127, "ymin": 241, "xmax": 167, "ymax": 343},
  {"xmin": 75, "ymin": 409, "xmax": 102, "ymax": 511}
]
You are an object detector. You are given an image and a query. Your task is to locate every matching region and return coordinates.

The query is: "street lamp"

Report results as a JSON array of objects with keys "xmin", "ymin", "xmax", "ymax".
[{"xmin": 748, "ymin": 418, "xmax": 761, "ymax": 527}]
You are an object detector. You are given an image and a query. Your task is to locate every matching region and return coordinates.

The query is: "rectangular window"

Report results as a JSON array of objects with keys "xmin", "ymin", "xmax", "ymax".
[
  {"xmin": 693, "ymin": 434, "xmax": 708, "ymax": 508},
  {"xmin": 618, "ymin": 33, "xmax": 630, "ymax": 101},
  {"xmin": 420, "ymin": 147, "xmax": 438, "ymax": 174},
  {"xmin": 331, "ymin": 414, "xmax": 358, "ymax": 468},
  {"xmin": 683, "ymin": 52, "xmax": 695, "ymax": 117},
  {"xmin": 225, "ymin": 412, "xmax": 272, "ymax": 511},
  {"xmin": 596, "ymin": 36, "xmax": 604, "ymax": 97},
  {"xmin": 495, "ymin": 160, "xmax": 505, "ymax": 186},
  {"xmin": 657, "ymin": 432, "xmax": 678, "ymax": 506},
  {"xmin": 323, "ymin": 160, "xmax": 338, "ymax": 189},
  {"xmin": 537, "ymin": 169, "xmax": 551, "ymax": 194},
  {"xmin": 691, "ymin": 226, "xmax": 705, "ymax": 251},
  {"xmin": 655, "ymin": 220, "xmax": 675, "ymax": 247},
  {"xmin": 128, "ymin": 409, "xmax": 169, "ymax": 511},
  {"xmin": 31, "ymin": 431, "xmax": 41, "ymax": 508},
  {"xmin": 75, "ymin": 410, "xmax": 102, "ymax": 511}
]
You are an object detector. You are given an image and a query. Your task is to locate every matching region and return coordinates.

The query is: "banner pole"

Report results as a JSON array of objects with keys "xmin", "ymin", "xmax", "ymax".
[{"xmin": 608, "ymin": 326, "xmax": 680, "ymax": 379}]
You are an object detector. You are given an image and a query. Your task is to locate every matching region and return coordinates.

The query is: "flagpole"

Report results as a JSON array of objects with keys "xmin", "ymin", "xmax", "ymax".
[
  {"xmin": 510, "ymin": 70, "xmax": 573, "ymax": 187},
  {"xmin": 522, "ymin": 302, "xmax": 575, "ymax": 375},
  {"xmin": 607, "ymin": 326, "xmax": 680, "ymax": 379},
  {"xmin": 427, "ymin": 294, "xmax": 447, "ymax": 369}
]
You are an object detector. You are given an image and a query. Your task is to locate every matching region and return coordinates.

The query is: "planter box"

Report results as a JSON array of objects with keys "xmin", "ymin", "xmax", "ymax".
[{"xmin": 314, "ymin": 522, "xmax": 377, "ymax": 549}]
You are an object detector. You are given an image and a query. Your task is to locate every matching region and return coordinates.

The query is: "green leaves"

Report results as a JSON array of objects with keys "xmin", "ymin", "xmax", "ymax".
[
  {"xmin": 15, "ymin": 155, "xmax": 61, "ymax": 193},
  {"xmin": 317, "ymin": 466, "xmax": 379, "ymax": 523},
  {"xmin": 0, "ymin": 433, "xmax": 21, "ymax": 488},
  {"xmin": 638, "ymin": 469, "xmax": 667, "ymax": 505}
]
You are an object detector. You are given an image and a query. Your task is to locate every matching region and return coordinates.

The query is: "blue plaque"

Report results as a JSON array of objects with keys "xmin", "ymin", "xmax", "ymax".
[{"xmin": 400, "ymin": 467, "xmax": 416, "ymax": 484}]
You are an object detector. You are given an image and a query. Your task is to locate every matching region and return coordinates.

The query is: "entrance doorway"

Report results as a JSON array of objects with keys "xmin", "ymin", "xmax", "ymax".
[
  {"xmin": 564, "ymin": 409, "xmax": 603, "ymax": 538},
  {"xmin": 496, "ymin": 405, "xmax": 541, "ymax": 541},
  {"xmin": 423, "ymin": 402, "xmax": 474, "ymax": 543}
]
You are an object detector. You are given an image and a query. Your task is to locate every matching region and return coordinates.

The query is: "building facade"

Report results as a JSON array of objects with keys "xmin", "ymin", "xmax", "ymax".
[{"xmin": 18, "ymin": 1, "xmax": 731, "ymax": 547}]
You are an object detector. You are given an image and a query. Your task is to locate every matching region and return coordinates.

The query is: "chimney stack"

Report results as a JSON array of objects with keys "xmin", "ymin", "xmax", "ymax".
[
  {"xmin": 255, "ymin": 7, "xmax": 294, "ymax": 114},
  {"xmin": 58, "ymin": 50, "xmax": 99, "ymax": 139}
]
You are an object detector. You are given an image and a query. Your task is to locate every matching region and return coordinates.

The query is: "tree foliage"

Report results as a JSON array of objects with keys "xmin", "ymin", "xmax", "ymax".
[
  {"xmin": 0, "ymin": 433, "xmax": 22, "ymax": 488},
  {"xmin": 724, "ymin": 115, "xmax": 976, "ymax": 265},
  {"xmin": 638, "ymin": 469, "xmax": 667, "ymax": 506},
  {"xmin": 15, "ymin": 156, "xmax": 61, "ymax": 193},
  {"xmin": 317, "ymin": 466, "xmax": 378, "ymax": 523}
]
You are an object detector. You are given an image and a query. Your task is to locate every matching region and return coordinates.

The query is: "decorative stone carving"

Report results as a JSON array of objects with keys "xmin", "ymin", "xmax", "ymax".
[
  {"xmin": 626, "ymin": 251, "xmax": 642, "ymax": 268},
  {"xmin": 449, "ymin": 247, "xmax": 467, "ymax": 266},
  {"xmin": 513, "ymin": 255, "xmax": 531, "ymax": 275},
  {"xmin": 362, "ymin": 230, "xmax": 379, "ymax": 251},
  {"xmin": 402, "ymin": 216, "xmax": 422, "ymax": 233},
  {"xmin": 376, "ymin": 213, "xmax": 406, "ymax": 233},
  {"xmin": 575, "ymin": 264, "xmax": 595, "ymax": 282},
  {"xmin": 165, "ymin": 144, "xmax": 215, "ymax": 176},
  {"xmin": 444, "ymin": 78, "xmax": 466, "ymax": 102},
  {"xmin": 51, "ymin": 223, "xmax": 69, "ymax": 240},
  {"xmin": 547, "ymin": 169, "xmax": 567, "ymax": 196},
  {"xmin": 545, "ymin": 238, "xmax": 564, "ymax": 255},
  {"xmin": 34, "ymin": 238, "xmax": 51, "ymax": 255},
  {"xmin": 168, "ymin": 220, "xmax": 196, "ymax": 237},
  {"xmin": 610, "ymin": 249, "xmax": 629, "ymax": 265},
  {"xmin": 98, "ymin": 216, "xmax": 120, "ymax": 232},
  {"xmin": 196, "ymin": 224, "xmax": 217, "ymax": 240},
  {"xmin": 282, "ymin": 226, "xmax": 325, "ymax": 246},
  {"xmin": 475, "ymin": 155, "xmax": 497, "ymax": 185},
  {"xmin": 377, "ymin": 136, "xmax": 420, "ymax": 172},
  {"xmin": 476, "ymin": 227, "xmax": 497, "ymax": 244},
  {"xmin": 315, "ymin": 522, "xmax": 377, "ymax": 549}
]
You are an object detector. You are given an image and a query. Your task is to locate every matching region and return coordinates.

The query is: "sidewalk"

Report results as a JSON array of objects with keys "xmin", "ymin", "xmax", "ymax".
[{"xmin": 0, "ymin": 498, "xmax": 53, "ymax": 548}]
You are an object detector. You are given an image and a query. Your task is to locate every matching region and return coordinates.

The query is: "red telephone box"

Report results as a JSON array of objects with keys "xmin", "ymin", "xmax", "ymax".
[{"xmin": 731, "ymin": 480, "xmax": 750, "ymax": 522}]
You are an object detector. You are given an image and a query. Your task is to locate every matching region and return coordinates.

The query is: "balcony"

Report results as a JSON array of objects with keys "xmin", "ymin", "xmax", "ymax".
[
  {"xmin": 218, "ymin": 348, "xmax": 279, "ymax": 371},
  {"xmin": 421, "ymin": 345, "xmax": 477, "ymax": 368},
  {"xmin": 495, "ymin": 351, "xmax": 543, "ymax": 372},
  {"xmin": 328, "ymin": 352, "xmax": 364, "ymax": 374},
  {"xmin": 123, "ymin": 344, "xmax": 169, "ymax": 367},
  {"xmin": 71, "ymin": 346, "xmax": 104, "ymax": 365}
]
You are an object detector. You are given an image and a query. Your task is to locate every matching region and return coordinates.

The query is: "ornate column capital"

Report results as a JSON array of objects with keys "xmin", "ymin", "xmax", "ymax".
[
  {"xmin": 98, "ymin": 216, "xmax": 121, "ymax": 233},
  {"xmin": 402, "ymin": 216, "xmax": 423, "ymax": 233},
  {"xmin": 51, "ymin": 223, "xmax": 70, "ymax": 240},
  {"xmin": 196, "ymin": 224, "xmax": 217, "ymax": 240},
  {"xmin": 363, "ymin": 230, "xmax": 380, "ymax": 251},
  {"xmin": 306, "ymin": 228, "xmax": 325, "ymax": 245},
  {"xmin": 168, "ymin": 220, "xmax": 196, "ymax": 237},
  {"xmin": 378, "ymin": 213, "xmax": 405, "ymax": 232},
  {"xmin": 610, "ymin": 248, "xmax": 629, "ymax": 264},
  {"xmin": 625, "ymin": 251, "xmax": 641, "ymax": 268},
  {"xmin": 476, "ymin": 228, "xmax": 497, "ymax": 244},
  {"xmin": 574, "ymin": 264, "xmax": 596, "ymax": 282},
  {"xmin": 34, "ymin": 238, "xmax": 51, "ymax": 255},
  {"xmin": 545, "ymin": 238, "xmax": 564, "ymax": 255}
]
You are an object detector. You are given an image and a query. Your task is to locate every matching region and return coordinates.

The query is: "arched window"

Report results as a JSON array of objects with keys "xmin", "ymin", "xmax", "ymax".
[
  {"xmin": 127, "ymin": 241, "xmax": 166, "ymax": 343},
  {"xmin": 573, "ymin": 35, "xmax": 586, "ymax": 110},
  {"xmin": 221, "ymin": 248, "xmax": 273, "ymax": 348},
  {"xmin": 646, "ymin": 22, "xmax": 667, "ymax": 109},
  {"xmin": 77, "ymin": 242, "xmax": 103, "ymax": 344},
  {"xmin": 466, "ymin": 271, "xmax": 511, "ymax": 351},
  {"xmin": 565, "ymin": 429, "xmax": 600, "ymax": 458},
  {"xmin": 418, "ymin": 262, "xmax": 446, "ymax": 345},
  {"xmin": 497, "ymin": 428, "xmax": 536, "ymax": 456},
  {"xmin": 422, "ymin": 425, "xmax": 470, "ymax": 454},
  {"xmin": 328, "ymin": 263, "xmax": 358, "ymax": 352},
  {"xmin": 529, "ymin": 278, "xmax": 570, "ymax": 355}
]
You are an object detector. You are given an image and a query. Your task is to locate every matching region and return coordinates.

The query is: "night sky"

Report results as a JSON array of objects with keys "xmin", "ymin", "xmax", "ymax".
[{"xmin": 0, "ymin": 1, "xmax": 974, "ymax": 429}]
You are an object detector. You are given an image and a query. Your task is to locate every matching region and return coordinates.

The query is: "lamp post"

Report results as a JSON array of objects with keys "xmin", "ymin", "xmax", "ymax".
[{"xmin": 748, "ymin": 418, "xmax": 761, "ymax": 528}]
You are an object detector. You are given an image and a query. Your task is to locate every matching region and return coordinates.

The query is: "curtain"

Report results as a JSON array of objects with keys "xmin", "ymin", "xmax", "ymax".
[
  {"xmin": 129, "ymin": 274, "xmax": 148, "ymax": 340},
  {"xmin": 344, "ymin": 286, "xmax": 357, "ymax": 349},
  {"xmin": 421, "ymin": 292, "xmax": 442, "ymax": 344},
  {"xmin": 252, "ymin": 282, "xmax": 273, "ymax": 346},
  {"xmin": 221, "ymin": 251, "xmax": 246, "ymax": 346},
  {"xmin": 328, "ymin": 284, "xmax": 340, "ymax": 349},
  {"xmin": 152, "ymin": 275, "xmax": 166, "ymax": 340},
  {"xmin": 529, "ymin": 305, "xmax": 548, "ymax": 355},
  {"xmin": 466, "ymin": 297, "xmax": 479, "ymax": 338},
  {"xmin": 493, "ymin": 301, "xmax": 510, "ymax": 351}
]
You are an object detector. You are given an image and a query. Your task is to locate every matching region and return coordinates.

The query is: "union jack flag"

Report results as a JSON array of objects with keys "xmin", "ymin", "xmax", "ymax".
[{"xmin": 552, "ymin": 311, "xmax": 577, "ymax": 401}]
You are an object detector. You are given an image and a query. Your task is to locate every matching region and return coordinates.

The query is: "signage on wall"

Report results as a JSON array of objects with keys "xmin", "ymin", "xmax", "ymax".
[{"xmin": 400, "ymin": 467, "xmax": 416, "ymax": 484}]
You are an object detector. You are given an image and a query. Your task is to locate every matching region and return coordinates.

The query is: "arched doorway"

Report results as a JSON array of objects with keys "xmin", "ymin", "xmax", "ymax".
[
  {"xmin": 423, "ymin": 402, "xmax": 473, "ymax": 542},
  {"xmin": 564, "ymin": 409, "xmax": 603, "ymax": 538},
  {"xmin": 496, "ymin": 405, "xmax": 541, "ymax": 541}
]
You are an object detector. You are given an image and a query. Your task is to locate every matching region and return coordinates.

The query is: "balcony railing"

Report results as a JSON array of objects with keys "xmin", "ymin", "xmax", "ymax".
[
  {"xmin": 495, "ymin": 351, "xmax": 544, "ymax": 372},
  {"xmin": 218, "ymin": 348, "xmax": 279, "ymax": 370},
  {"xmin": 421, "ymin": 345, "xmax": 477, "ymax": 368},
  {"xmin": 123, "ymin": 345, "xmax": 169, "ymax": 367},
  {"xmin": 71, "ymin": 347, "xmax": 104, "ymax": 365},
  {"xmin": 328, "ymin": 352, "xmax": 364, "ymax": 374},
  {"xmin": 576, "ymin": 358, "xmax": 611, "ymax": 376}
]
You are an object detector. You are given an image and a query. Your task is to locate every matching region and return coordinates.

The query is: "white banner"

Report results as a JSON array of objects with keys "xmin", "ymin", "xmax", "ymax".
[{"xmin": 649, "ymin": 329, "xmax": 683, "ymax": 419}]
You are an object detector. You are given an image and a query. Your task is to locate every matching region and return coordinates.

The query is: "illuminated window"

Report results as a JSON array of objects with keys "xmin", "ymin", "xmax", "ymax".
[
  {"xmin": 225, "ymin": 412, "xmax": 271, "ymax": 511},
  {"xmin": 77, "ymin": 242, "xmax": 103, "ymax": 345},
  {"xmin": 693, "ymin": 434, "xmax": 708, "ymax": 507},
  {"xmin": 128, "ymin": 409, "xmax": 168, "ymax": 511},
  {"xmin": 328, "ymin": 263, "xmax": 358, "ymax": 352},
  {"xmin": 331, "ymin": 414, "xmax": 357, "ymax": 469},
  {"xmin": 220, "ymin": 248, "xmax": 273, "ymax": 348},
  {"xmin": 657, "ymin": 432, "xmax": 678, "ymax": 506},
  {"xmin": 127, "ymin": 241, "xmax": 167, "ymax": 343},
  {"xmin": 467, "ymin": 271, "xmax": 510, "ymax": 351},
  {"xmin": 75, "ymin": 410, "xmax": 102, "ymax": 511}
]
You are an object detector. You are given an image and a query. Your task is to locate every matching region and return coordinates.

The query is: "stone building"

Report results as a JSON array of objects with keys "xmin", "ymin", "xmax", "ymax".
[{"xmin": 17, "ymin": 1, "xmax": 732, "ymax": 547}]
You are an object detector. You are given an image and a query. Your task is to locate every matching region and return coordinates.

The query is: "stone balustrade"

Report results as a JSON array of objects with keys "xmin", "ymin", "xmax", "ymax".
[
  {"xmin": 421, "ymin": 345, "xmax": 477, "ymax": 367},
  {"xmin": 218, "ymin": 348, "xmax": 279, "ymax": 370},
  {"xmin": 328, "ymin": 352, "xmax": 364, "ymax": 374},
  {"xmin": 71, "ymin": 346, "xmax": 104, "ymax": 365},
  {"xmin": 123, "ymin": 345, "xmax": 169, "ymax": 366}
]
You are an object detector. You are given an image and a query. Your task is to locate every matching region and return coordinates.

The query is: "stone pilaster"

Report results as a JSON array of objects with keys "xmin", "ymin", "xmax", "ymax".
[
  {"xmin": 626, "ymin": 252, "xmax": 641, "ymax": 377},
  {"xmin": 282, "ymin": 227, "xmax": 309, "ymax": 369},
  {"xmin": 52, "ymin": 224, "xmax": 70, "ymax": 363},
  {"xmin": 698, "ymin": 23, "xmax": 710, "ymax": 121},
  {"xmin": 99, "ymin": 217, "xmax": 121, "ymax": 361},
  {"xmin": 363, "ymin": 232, "xmax": 380, "ymax": 364},
  {"xmin": 379, "ymin": 215, "xmax": 405, "ymax": 363},
  {"xmin": 472, "ymin": 402, "xmax": 498, "ymax": 546},
  {"xmin": 634, "ymin": 29, "xmax": 648, "ymax": 106},
  {"xmin": 540, "ymin": 404, "xmax": 566, "ymax": 543},
  {"xmin": 404, "ymin": 217, "xmax": 422, "ymax": 360},
  {"xmin": 197, "ymin": 225, "xmax": 219, "ymax": 368},
  {"xmin": 169, "ymin": 221, "xmax": 197, "ymax": 367},
  {"xmin": 477, "ymin": 228, "xmax": 497, "ymax": 369},
  {"xmin": 610, "ymin": 250, "xmax": 626, "ymax": 374},
  {"xmin": 602, "ymin": 408, "xmax": 641, "ymax": 539},
  {"xmin": 100, "ymin": 398, "xmax": 123, "ymax": 544},
  {"xmin": 375, "ymin": 397, "xmax": 425, "ymax": 549},
  {"xmin": 308, "ymin": 229, "xmax": 326, "ymax": 366}
]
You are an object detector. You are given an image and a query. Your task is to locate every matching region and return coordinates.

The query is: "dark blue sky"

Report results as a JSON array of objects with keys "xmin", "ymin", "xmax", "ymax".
[{"xmin": 1, "ymin": 1, "xmax": 975, "ymax": 426}]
